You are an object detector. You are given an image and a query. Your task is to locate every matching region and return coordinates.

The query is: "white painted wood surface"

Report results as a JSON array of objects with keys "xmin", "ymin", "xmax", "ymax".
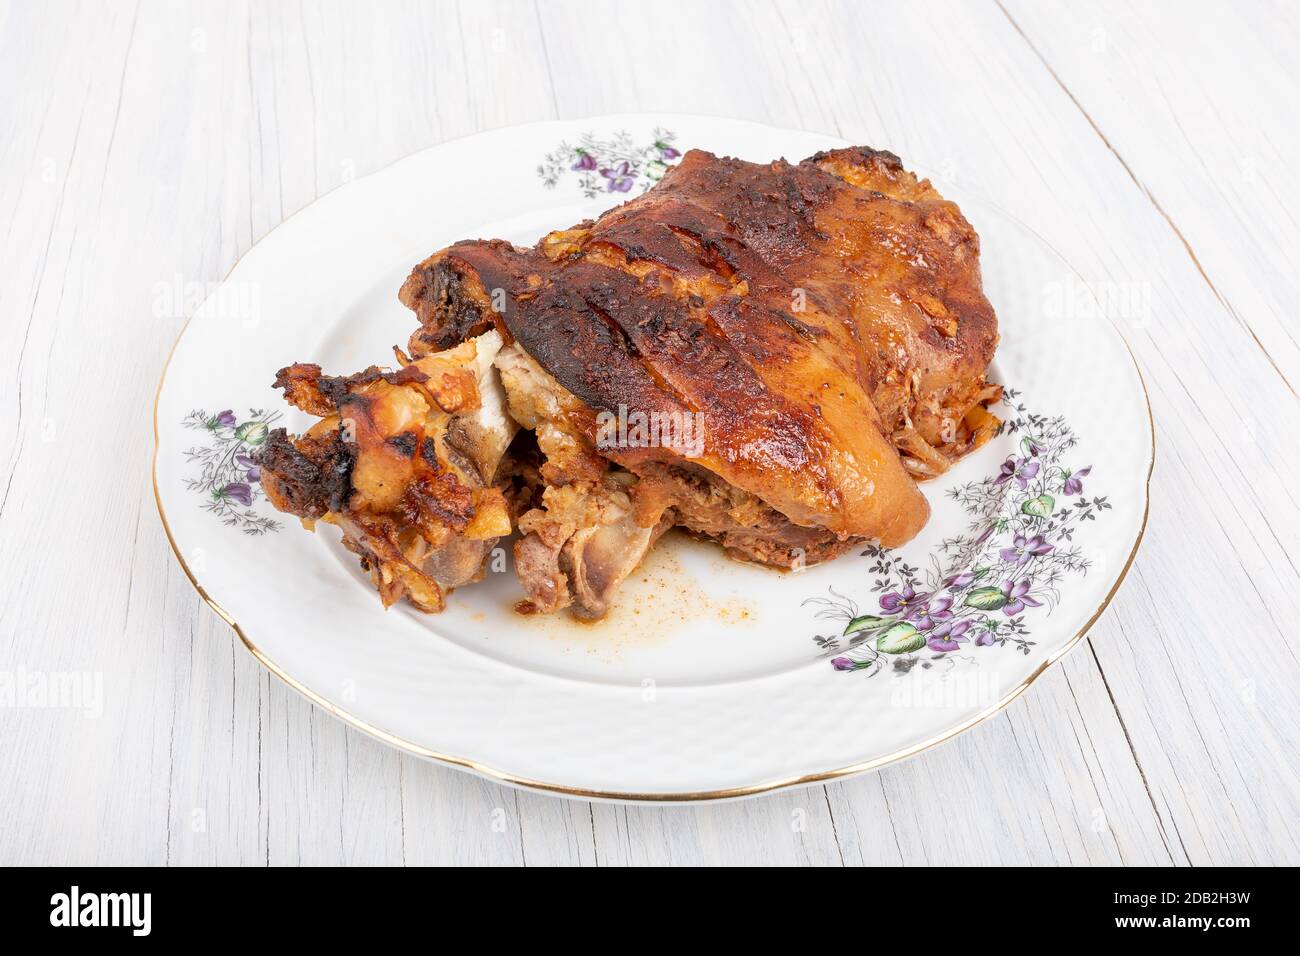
[{"xmin": 2, "ymin": 0, "xmax": 1297, "ymax": 866}]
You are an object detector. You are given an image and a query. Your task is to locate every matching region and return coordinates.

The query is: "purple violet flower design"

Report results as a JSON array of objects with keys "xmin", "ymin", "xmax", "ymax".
[
  {"xmin": 1062, "ymin": 465, "xmax": 1092, "ymax": 496},
  {"xmin": 540, "ymin": 130, "xmax": 680, "ymax": 195},
  {"xmin": 880, "ymin": 584, "xmax": 931, "ymax": 617},
  {"xmin": 221, "ymin": 482, "xmax": 253, "ymax": 507},
  {"xmin": 995, "ymin": 456, "xmax": 1041, "ymax": 490},
  {"xmin": 183, "ymin": 406, "xmax": 282, "ymax": 534},
  {"xmin": 807, "ymin": 391, "xmax": 1107, "ymax": 675},
  {"xmin": 926, "ymin": 620, "xmax": 972, "ymax": 653},
  {"xmin": 913, "ymin": 596, "xmax": 955, "ymax": 631},
  {"xmin": 601, "ymin": 161, "xmax": 635, "ymax": 192},
  {"xmin": 235, "ymin": 454, "xmax": 260, "ymax": 483},
  {"xmin": 1000, "ymin": 578, "xmax": 1042, "ymax": 616},
  {"xmin": 999, "ymin": 533, "xmax": 1053, "ymax": 567}
]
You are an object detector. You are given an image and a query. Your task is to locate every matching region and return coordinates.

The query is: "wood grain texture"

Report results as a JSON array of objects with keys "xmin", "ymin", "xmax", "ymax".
[{"xmin": 0, "ymin": 0, "xmax": 1296, "ymax": 866}]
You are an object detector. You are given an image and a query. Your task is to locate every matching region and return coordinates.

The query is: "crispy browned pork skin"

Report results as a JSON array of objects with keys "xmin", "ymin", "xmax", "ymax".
[{"xmin": 388, "ymin": 147, "xmax": 1002, "ymax": 618}]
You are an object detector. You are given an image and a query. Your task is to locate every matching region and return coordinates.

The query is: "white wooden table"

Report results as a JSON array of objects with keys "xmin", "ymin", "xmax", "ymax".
[{"xmin": 2, "ymin": 0, "xmax": 1297, "ymax": 866}]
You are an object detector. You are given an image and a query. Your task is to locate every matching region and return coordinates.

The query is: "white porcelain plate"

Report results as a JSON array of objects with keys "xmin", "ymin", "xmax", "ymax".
[{"xmin": 154, "ymin": 115, "xmax": 1152, "ymax": 801}]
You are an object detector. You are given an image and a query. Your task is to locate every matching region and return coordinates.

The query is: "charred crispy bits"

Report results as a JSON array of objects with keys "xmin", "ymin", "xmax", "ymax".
[
  {"xmin": 256, "ymin": 331, "xmax": 517, "ymax": 612},
  {"xmin": 258, "ymin": 427, "xmax": 354, "ymax": 518}
]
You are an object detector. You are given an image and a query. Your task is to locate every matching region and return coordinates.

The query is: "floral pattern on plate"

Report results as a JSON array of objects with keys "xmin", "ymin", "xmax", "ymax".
[
  {"xmin": 538, "ymin": 128, "xmax": 681, "ymax": 197},
  {"xmin": 181, "ymin": 407, "xmax": 282, "ymax": 534},
  {"xmin": 807, "ymin": 389, "xmax": 1109, "ymax": 675}
]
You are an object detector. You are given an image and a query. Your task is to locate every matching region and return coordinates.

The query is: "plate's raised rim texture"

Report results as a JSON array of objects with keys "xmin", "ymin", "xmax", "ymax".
[{"xmin": 152, "ymin": 114, "xmax": 1154, "ymax": 802}]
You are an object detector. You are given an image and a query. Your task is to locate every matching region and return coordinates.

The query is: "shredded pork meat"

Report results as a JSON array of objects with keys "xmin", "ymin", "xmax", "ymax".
[{"xmin": 257, "ymin": 331, "xmax": 517, "ymax": 612}]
